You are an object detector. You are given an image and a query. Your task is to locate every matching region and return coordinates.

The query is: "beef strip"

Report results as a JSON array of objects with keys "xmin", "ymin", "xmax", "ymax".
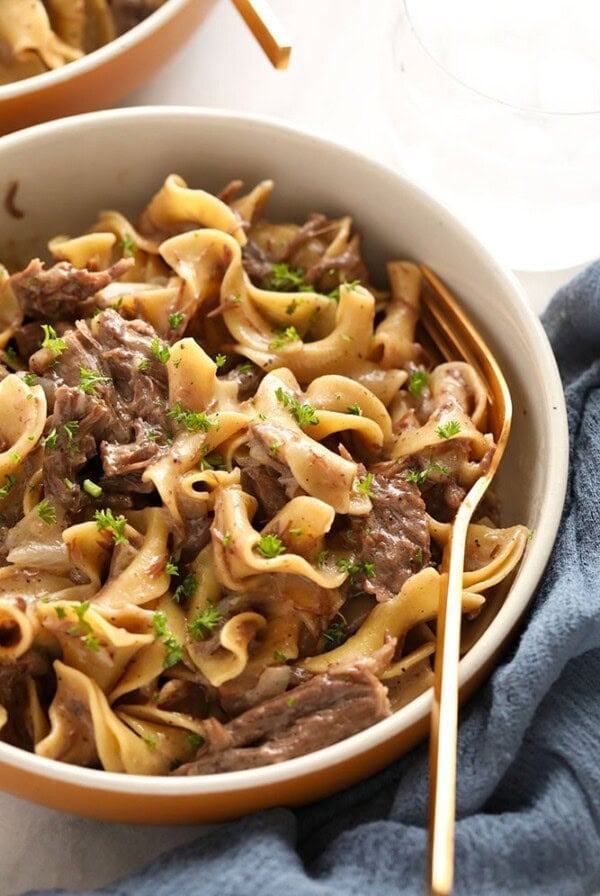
[
  {"xmin": 346, "ymin": 461, "xmax": 431, "ymax": 602},
  {"xmin": 173, "ymin": 660, "xmax": 390, "ymax": 775},
  {"xmin": 240, "ymin": 464, "xmax": 287, "ymax": 521},
  {"xmin": 9, "ymin": 258, "xmax": 133, "ymax": 321}
]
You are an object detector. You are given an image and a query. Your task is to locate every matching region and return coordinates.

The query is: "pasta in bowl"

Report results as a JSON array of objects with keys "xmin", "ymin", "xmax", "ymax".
[
  {"xmin": 0, "ymin": 0, "xmax": 216, "ymax": 136},
  {"xmin": 0, "ymin": 108, "xmax": 567, "ymax": 821}
]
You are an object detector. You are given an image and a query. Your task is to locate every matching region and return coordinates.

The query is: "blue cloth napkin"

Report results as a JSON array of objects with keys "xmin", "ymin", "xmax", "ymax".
[{"xmin": 26, "ymin": 264, "xmax": 600, "ymax": 896}]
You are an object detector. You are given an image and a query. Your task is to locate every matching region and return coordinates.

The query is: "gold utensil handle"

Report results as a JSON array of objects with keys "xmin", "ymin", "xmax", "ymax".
[{"xmin": 231, "ymin": 0, "xmax": 292, "ymax": 69}]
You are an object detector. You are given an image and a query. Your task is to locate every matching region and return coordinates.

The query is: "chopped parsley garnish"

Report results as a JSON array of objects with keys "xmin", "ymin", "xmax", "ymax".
[
  {"xmin": 237, "ymin": 361, "xmax": 252, "ymax": 373},
  {"xmin": 165, "ymin": 557, "xmax": 179, "ymax": 576},
  {"xmin": 41, "ymin": 428, "xmax": 58, "ymax": 449},
  {"xmin": 215, "ymin": 353, "xmax": 226, "ymax": 368},
  {"xmin": 94, "ymin": 508, "xmax": 129, "ymax": 545},
  {"xmin": 403, "ymin": 457, "xmax": 450, "ymax": 486},
  {"xmin": 167, "ymin": 401, "xmax": 214, "ymax": 433},
  {"xmin": 9, "ymin": 452, "xmax": 20, "ymax": 464},
  {"xmin": 287, "ymin": 696, "xmax": 297, "ymax": 707},
  {"xmin": 83, "ymin": 479, "xmax": 102, "ymax": 498},
  {"xmin": 268, "ymin": 325, "xmax": 301, "ymax": 350},
  {"xmin": 79, "ymin": 367, "xmax": 111, "ymax": 395},
  {"xmin": 187, "ymin": 732, "xmax": 204, "ymax": 748},
  {"xmin": 121, "ymin": 233, "xmax": 136, "ymax": 257},
  {"xmin": 64, "ymin": 420, "xmax": 79, "ymax": 440},
  {"xmin": 152, "ymin": 610, "xmax": 184, "ymax": 668},
  {"xmin": 355, "ymin": 472, "xmax": 375, "ymax": 498},
  {"xmin": 327, "ymin": 279, "xmax": 360, "ymax": 301},
  {"xmin": 198, "ymin": 452, "xmax": 226, "ymax": 471},
  {"xmin": 436, "ymin": 420, "xmax": 462, "ymax": 439},
  {"xmin": 0, "ymin": 473, "xmax": 17, "ymax": 498},
  {"xmin": 274, "ymin": 386, "xmax": 319, "ymax": 427},
  {"xmin": 347, "ymin": 403, "xmax": 362, "ymax": 415},
  {"xmin": 37, "ymin": 499, "xmax": 56, "ymax": 524},
  {"xmin": 172, "ymin": 573, "xmax": 197, "ymax": 604},
  {"xmin": 150, "ymin": 337, "xmax": 170, "ymax": 364},
  {"xmin": 289, "ymin": 527, "xmax": 304, "ymax": 536},
  {"xmin": 186, "ymin": 605, "xmax": 222, "ymax": 641},
  {"xmin": 5, "ymin": 345, "xmax": 17, "ymax": 362},
  {"xmin": 67, "ymin": 601, "xmax": 100, "ymax": 652},
  {"xmin": 40, "ymin": 324, "xmax": 67, "ymax": 356},
  {"xmin": 407, "ymin": 370, "xmax": 429, "ymax": 398},
  {"xmin": 414, "ymin": 546, "xmax": 424, "ymax": 568},
  {"xmin": 323, "ymin": 621, "xmax": 348, "ymax": 647},
  {"xmin": 222, "ymin": 531, "xmax": 232, "ymax": 547},
  {"xmin": 316, "ymin": 549, "xmax": 329, "ymax": 568},
  {"xmin": 336, "ymin": 557, "xmax": 375, "ymax": 581},
  {"xmin": 55, "ymin": 606, "xmax": 66, "ymax": 620},
  {"xmin": 143, "ymin": 735, "xmax": 157, "ymax": 750},
  {"xmin": 168, "ymin": 312, "xmax": 185, "ymax": 328},
  {"xmin": 273, "ymin": 649, "xmax": 288, "ymax": 662},
  {"xmin": 256, "ymin": 533, "xmax": 286, "ymax": 559},
  {"xmin": 23, "ymin": 373, "xmax": 37, "ymax": 386},
  {"xmin": 265, "ymin": 262, "xmax": 312, "ymax": 293},
  {"xmin": 138, "ymin": 358, "xmax": 148, "ymax": 372}
]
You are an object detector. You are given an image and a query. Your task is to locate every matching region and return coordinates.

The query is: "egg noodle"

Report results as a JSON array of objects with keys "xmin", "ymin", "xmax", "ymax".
[
  {"xmin": 0, "ymin": 175, "xmax": 527, "ymax": 775},
  {"xmin": 0, "ymin": 0, "xmax": 165, "ymax": 85}
]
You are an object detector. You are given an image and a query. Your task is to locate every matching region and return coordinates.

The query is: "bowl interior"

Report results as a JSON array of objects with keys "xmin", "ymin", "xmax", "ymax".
[{"xmin": 0, "ymin": 108, "xmax": 568, "ymax": 813}]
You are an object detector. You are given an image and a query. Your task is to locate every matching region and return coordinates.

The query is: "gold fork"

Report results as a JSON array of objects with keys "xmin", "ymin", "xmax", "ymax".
[{"xmin": 419, "ymin": 266, "xmax": 513, "ymax": 896}]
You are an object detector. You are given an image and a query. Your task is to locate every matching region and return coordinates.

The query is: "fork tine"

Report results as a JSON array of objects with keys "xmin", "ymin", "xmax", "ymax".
[{"xmin": 420, "ymin": 266, "xmax": 513, "ymax": 896}]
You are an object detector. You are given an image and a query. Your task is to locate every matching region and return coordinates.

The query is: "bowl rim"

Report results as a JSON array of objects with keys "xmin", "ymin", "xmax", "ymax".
[
  {"xmin": 0, "ymin": 105, "xmax": 570, "ymax": 796},
  {"xmin": 0, "ymin": 0, "xmax": 196, "ymax": 101}
]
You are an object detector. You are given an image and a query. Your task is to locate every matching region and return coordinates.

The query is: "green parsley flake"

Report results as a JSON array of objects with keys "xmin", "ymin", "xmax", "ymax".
[
  {"xmin": 436, "ymin": 420, "xmax": 462, "ymax": 439},
  {"xmin": 407, "ymin": 370, "xmax": 429, "ymax": 398},
  {"xmin": 0, "ymin": 473, "xmax": 17, "ymax": 499},
  {"xmin": 256, "ymin": 533, "xmax": 286, "ymax": 558},
  {"xmin": 138, "ymin": 358, "xmax": 148, "ymax": 372},
  {"xmin": 323, "ymin": 621, "xmax": 348, "ymax": 647},
  {"xmin": 151, "ymin": 337, "xmax": 170, "ymax": 364},
  {"xmin": 327, "ymin": 279, "xmax": 360, "ymax": 301},
  {"xmin": 165, "ymin": 557, "xmax": 179, "ymax": 576},
  {"xmin": 187, "ymin": 732, "xmax": 204, "ymax": 748},
  {"xmin": 336, "ymin": 557, "xmax": 375, "ymax": 582},
  {"xmin": 167, "ymin": 401, "xmax": 215, "ymax": 433},
  {"xmin": 265, "ymin": 262, "xmax": 312, "ymax": 293},
  {"xmin": 222, "ymin": 531, "xmax": 232, "ymax": 547},
  {"xmin": 144, "ymin": 735, "xmax": 157, "ymax": 750},
  {"xmin": 347, "ymin": 403, "xmax": 362, "ymax": 415},
  {"xmin": 41, "ymin": 428, "xmax": 58, "ymax": 449},
  {"xmin": 168, "ymin": 312, "xmax": 185, "ymax": 328},
  {"xmin": 355, "ymin": 472, "xmax": 375, "ymax": 498},
  {"xmin": 316, "ymin": 549, "xmax": 329, "ymax": 568},
  {"xmin": 186, "ymin": 604, "xmax": 222, "ymax": 640},
  {"xmin": 273, "ymin": 649, "xmax": 288, "ymax": 662},
  {"xmin": 172, "ymin": 574, "xmax": 197, "ymax": 604},
  {"xmin": 215, "ymin": 353, "xmax": 226, "ymax": 368},
  {"xmin": 121, "ymin": 233, "xmax": 136, "ymax": 257},
  {"xmin": 37, "ymin": 499, "xmax": 56, "ymax": 524},
  {"xmin": 23, "ymin": 372, "xmax": 37, "ymax": 386},
  {"xmin": 79, "ymin": 367, "xmax": 111, "ymax": 395},
  {"xmin": 40, "ymin": 324, "xmax": 67, "ymax": 356},
  {"xmin": 152, "ymin": 610, "xmax": 184, "ymax": 669},
  {"xmin": 268, "ymin": 326, "xmax": 301, "ymax": 350},
  {"xmin": 274, "ymin": 386, "xmax": 319, "ymax": 427},
  {"xmin": 94, "ymin": 508, "xmax": 129, "ymax": 545}
]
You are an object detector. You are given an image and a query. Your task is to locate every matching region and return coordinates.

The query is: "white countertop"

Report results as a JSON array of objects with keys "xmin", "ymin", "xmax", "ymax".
[{"xmin": 1, "ymin": 1, "xmax": 590, "ymax": 893}]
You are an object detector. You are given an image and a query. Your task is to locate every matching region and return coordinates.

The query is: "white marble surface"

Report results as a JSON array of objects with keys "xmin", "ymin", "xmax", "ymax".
[{"xmin": 1, "ymin": 1, "xmax": 589, "ymax": 893}]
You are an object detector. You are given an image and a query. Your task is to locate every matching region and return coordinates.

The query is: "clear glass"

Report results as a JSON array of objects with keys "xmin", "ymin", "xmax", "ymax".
[{"xmin": 383, "ymin": 0, "xmax": 600, "ymax": 271}]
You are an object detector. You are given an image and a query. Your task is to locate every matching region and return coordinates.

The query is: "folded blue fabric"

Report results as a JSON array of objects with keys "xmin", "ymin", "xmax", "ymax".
[{"xmin": 26, "ymin": 264, "xmax": 600, "ymax": 896}]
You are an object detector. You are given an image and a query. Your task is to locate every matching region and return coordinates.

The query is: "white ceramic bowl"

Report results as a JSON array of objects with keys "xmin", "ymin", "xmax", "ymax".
[
  {"xmin": 0, "ymin": 0, "xmax": 216, "ymax": 137},
  {"xmin": 0, "ymin": 107, "xmax": 568, "ymax": 823}
]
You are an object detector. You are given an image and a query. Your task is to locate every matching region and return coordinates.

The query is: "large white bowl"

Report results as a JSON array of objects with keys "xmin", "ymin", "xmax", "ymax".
[{"xmin": 0, "ymin": 107, "xmax": 568, "ymax": 823}]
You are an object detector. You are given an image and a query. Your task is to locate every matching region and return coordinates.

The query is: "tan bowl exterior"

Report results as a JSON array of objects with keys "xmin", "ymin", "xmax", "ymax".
[
  {"xmin": 0, "ymin": 108, "xmax": 569, "ymax": 824},
  {"xmin": 0, "ymin": 0, "xmax": 216, "ymax": 136}
]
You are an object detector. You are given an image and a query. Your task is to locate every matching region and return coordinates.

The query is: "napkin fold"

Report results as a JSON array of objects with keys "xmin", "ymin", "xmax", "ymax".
[{"xmin": 25, "ymin": 264, "xmax": 600, "ymax": 896}]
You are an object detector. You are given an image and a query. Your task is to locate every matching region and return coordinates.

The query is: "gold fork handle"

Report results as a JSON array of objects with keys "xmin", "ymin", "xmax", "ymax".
[{"xmin": 231, "ymin": 0, "xmax": 292, "ymax": 69}]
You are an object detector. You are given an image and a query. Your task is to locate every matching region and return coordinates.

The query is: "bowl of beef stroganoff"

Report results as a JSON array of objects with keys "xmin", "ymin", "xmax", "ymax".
[
  {"xmin": 0, "ymin": 107, "xmax": 567, "ymax": 823},
  {"xmin": 0, "ymin": 0, "xmax": 216, "ymax": 136}
]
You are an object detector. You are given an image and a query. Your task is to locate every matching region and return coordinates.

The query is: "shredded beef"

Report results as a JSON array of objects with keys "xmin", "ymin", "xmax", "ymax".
[
  {"xmin": 173, "ymin": 660, "xmax": 390, "ymax": 774},
  {"xmin": 347, "ymin": 461, "xmax": 431, "ymax": 602},
  {"xmin": 240, "ymin": 464, "xmax": 287, "ymax": 521},
  {"xmin": 9, "ymin": 258, "xmax": 133, "ymax": 321}
]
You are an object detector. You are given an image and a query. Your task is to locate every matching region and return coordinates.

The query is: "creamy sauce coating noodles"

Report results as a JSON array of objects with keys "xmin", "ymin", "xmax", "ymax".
[{"xmin": 0, "ymin": 176, "xmax": 527, "ymax": 775}]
